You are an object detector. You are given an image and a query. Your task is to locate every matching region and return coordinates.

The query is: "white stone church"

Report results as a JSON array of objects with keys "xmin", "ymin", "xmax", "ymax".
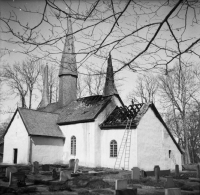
[{"xmin": 3, "ymin": 17, "xmax": 182, "ymax": 171}]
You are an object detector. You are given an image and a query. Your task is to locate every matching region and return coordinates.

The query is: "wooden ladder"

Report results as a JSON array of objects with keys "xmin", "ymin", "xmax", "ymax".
[{"xmin": 114, "ymin": 119, "xmax": 132, "ymax": 170}]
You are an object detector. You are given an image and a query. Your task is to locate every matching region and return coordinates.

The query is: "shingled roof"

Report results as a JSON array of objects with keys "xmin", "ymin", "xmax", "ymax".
[
  {"xmin": 56, "ymin": 95, "xmax": 113, "ymax": 125},
  {"xmin": 17, "ymin": 108, "xmax": 64, "ymax": 138}
]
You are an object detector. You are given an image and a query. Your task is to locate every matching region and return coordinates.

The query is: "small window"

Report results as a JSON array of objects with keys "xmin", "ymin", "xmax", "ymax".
[
  {"xmin": 110, "ymin": 140, "xmax": 117, "ymax": 157},
  {"xmin": 71, "ymin": 136, "xmax": 76, "ymax": 155},
  {"xmin": 169, "ymin": 150, "xmax": 171, "ymax": 158}
]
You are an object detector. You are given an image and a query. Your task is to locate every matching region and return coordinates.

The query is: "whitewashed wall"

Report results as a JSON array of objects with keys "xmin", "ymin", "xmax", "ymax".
[
  {"xmin": 137, "ymin": 108, "xmax": 182, "ymax": 171},
  {"xmin": 3, "ymin": 111, "xmax": 29, "ymax": 164},
  {"xmin": 100, "ymin": 128, "xmax": 137, "ymax": 170},
  {"xmin": 60, "ymin": 122, "xmax": 96, "ymax": 167},
  {"xmin": 31, "ymin": 136, "xmax": 64, "ymax": 164}
]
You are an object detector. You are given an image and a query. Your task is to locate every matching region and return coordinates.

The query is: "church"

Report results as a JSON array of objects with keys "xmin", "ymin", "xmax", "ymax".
[{"xmin": 3, "ymin": 17, "xmax": 182, "ymax": 171}]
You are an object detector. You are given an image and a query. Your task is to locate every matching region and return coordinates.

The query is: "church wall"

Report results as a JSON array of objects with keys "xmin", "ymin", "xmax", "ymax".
[
  {"xmin": 137, "ymin": 108, "xmax": 182, "ymax": 171},
  {"xmin": 100, "ymin": 129, "xmax": 137, "ymax": 170},
  {"xmin": 3, "ymin": 111, "xmax": 29, "ymax": 164},
  {"xmin": 31, "ymin": 136, "xmax": 64, "ymax": 164},
  {"xmin": 60, "ymin": 122, "xmax": 96, "ymax": 167}
]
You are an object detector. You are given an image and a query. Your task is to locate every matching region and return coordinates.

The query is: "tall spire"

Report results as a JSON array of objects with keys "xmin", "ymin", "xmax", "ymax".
[
  {"xmin": 58, "ymin": 15, "xmax": 77, "ymax": 107},
  {"xmin": 39, "ymin": 64, "xmax": 49, "ymax": 108},
  {"xmin": 103, "ymin": 53, "xmax": 118, "ymax": 96},
  {"xmin": 59, "ymin": 16, "xmax": 77, "ymax": 77}
]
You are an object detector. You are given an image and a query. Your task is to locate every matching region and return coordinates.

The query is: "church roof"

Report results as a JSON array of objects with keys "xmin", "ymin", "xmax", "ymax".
[
  {"xmin": 100, "ymin": 103, "xmax": 183, "ymax": 154},
  {"xmin": 56, "ymin": 95, "xmax": 112, "ymax": 125},
  {"xmin": 18, "ymin": 108, "xmax": 64, "ymax": 138}
]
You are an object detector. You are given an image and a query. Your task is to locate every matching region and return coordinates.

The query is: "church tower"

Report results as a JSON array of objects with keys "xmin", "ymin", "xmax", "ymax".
[
  {"xmin": 58, "ymin": 16, "xmax": 78, "ymax": 107},
  {"xmin": 38, "ymin": 64, "xmax": 49, "ymax": 108},
  {"xmin": 103, "ymin": 53, "xmax": 118, "ymax": 96}
]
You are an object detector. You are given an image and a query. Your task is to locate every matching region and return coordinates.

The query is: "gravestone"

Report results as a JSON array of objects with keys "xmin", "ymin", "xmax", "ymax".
[
  {"xmin": 154, "ymin": 165, "xmax": 160, "ymax": 182},
  {"xmin": 69, "ymin": 159, "xmax": 75, "ymax": 169},
  {"xmin": 175, "ymin": 165, "xmax": 179, "ymax": 177},
  {"xmin": 32, "ymin": 161, "xmax": 39, "ymax": 174},
  {"xmin": 131, "ymin": 167, "xmax": 140, "ymax": 180},
  {"xmin": 165, "ymin": 176, "xmax": 175, "ymax": 188},
  {"xmin": 74, "ymin": 159, "xmax": 79, "ymax": 173},
  {"xmin": 9, "ymin": 172, "xmax": 26, "ymax": 187},
  {"xmin": 6, "ymin": 166, "xmax": 17, "ymax": 179},
  {"xmin": 42, "ymin": 165, "xmax": 49, "ymax": 171},
  {"xmin": 115, "ymin": 179, "xmax": 127, "ymax": 190},
  {"xmin": 165, "ymin": 188, "xmax": 181, "ymax": 195},
  {"xmin": 60, "ymin": 170, "xmax": 71, "ymax": 181},
  {"xmin": 116, "ymin": 189, "xmax": 137, "ymax": 195},
  {"xmin": 196, "ymin": 164, "xmax": 200, "ymax": 178},
  {"xmin": 52, "ymin": 168, "xmax": 59, "ymax": 180}
]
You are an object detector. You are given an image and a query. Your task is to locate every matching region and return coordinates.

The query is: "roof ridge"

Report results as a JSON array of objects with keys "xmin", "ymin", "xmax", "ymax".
[{"xmin": 18, "ymin": 107, "xmax": 59, "ymax": 115}]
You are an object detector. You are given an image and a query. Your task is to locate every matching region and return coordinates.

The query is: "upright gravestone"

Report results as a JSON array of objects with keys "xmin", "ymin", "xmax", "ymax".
[
  {"xmin": 196, "ymin": 164, "xmax": 200, "ymax": 178},
  {"xmin": 32, "ymin": 161, "xmax": 39, "ymax": 174},
  {"xmin": 52, "ymin": 168, "xmax": 59, "ymax": 180},
  {"xmin": 69, "ymin": 159, "xmax": 75, "ymax": 170},
  {"xmin": 60, "ymin": 170, "xmax": 71, "ymax": 181},
  {"xmin": 115, "ymin": 179, "xmax": 127, "ymax": 190},
  {"xmin": 6, "ymin": 166, "xmax": 17, "ymax": 179},
  {"xmin": 175, "ymin": 165, "xmax": 179, "ymax": 177},
  {"xmin": 74, "ymin": 159, "xmax": 79, "ymax": 173},
  {"xmin": 165, "ymin": 176, "xmax": 175, "ymax": 188},
  {"xmin": 131, "ymin": 167, "xmax": 140, "ymax": 180},
  {"xmin": 154, "ymin": 165, "xmax": 160, "ymax": 182},
  {"xmin": 9, "ymin": 172, "xmax": 26, "ymax": 188}
]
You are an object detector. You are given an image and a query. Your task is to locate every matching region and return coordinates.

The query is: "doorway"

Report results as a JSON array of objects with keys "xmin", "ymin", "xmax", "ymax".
[{"xmin": 13, "ymin": 149, "xmax": 18, "ymax": 164}]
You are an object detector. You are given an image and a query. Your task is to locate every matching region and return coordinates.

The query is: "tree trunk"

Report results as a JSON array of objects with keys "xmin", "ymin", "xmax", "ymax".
[{"xmin": 29, "ymin": 90, "xmax": 32, "ymax": 109}]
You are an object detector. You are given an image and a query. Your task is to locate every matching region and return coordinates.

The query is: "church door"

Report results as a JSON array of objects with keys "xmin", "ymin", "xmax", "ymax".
[{"xmin": 13, "ymin": 149, "xmax": 18, "ymax": 164}]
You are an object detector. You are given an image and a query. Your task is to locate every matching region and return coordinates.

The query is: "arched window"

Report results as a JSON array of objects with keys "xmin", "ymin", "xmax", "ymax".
[
  {"xmin": 71, "ymin": 136, "xmax": 76, "ymax": 155},
  {"xmin": 110, "ymin": 140, "xmax": 117, "ymax": 157}
]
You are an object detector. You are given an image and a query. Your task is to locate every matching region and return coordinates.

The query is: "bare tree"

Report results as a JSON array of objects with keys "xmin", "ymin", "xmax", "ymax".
[
  {"xmin": 0, "ymin": 0, "xmax": 199, "ymax": 74},
  {"xmin": 127, "ymin": 73, "xmax": 158, "ymax": 104},
  {"xmin": 158, "ymin": 63, "xmax": 199, "ymax": 164},
  {"xmin": 2, "ymin": 59, "xmax": 41, "ymax": 108},
  {"xmin": 3, "ymin": 63, "xmax": 28, "ymax": 108}
]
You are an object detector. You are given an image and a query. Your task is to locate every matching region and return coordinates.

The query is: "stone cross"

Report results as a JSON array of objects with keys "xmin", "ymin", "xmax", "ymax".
[
  {"xmin": 32, "ymin": 161, "xmax": 39, "ymax": 174},
  {"xmin": 6, "ymin": 166, "xmax": 17, "ymax": 179},
  {"xmin": 74, "ymin": 159, "xmax": 79, "ymax": 173},
  {"xmin": 154, "ymin": 165, "xmax": 160, "ymax": 182},
  {"xmin": 131, "ymin": 167, "xmax": 140, "ymax": 180}
]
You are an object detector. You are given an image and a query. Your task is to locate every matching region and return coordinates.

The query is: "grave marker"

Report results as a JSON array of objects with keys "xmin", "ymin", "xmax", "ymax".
[
  {"xmin": 115, "ymin": 179, "xmax": 127, "ymax": 190},
  {"xmin": 32, "ymin": 161, "xmax": 39, "ymax": 174},
  {"xmin": 196, "ymin": 164, "xmax": 200, "ymax": 178},
  {"xmin": 69, "ymin": 159, "xmax": 75, "ymax": 169},
  {"xmin": 165, "ymin": 188, "xmax": 181, "ymax": 195},
  {"xmin": 154, "ymin": 165, "xmax": 160, "ymax": 182},
  {"xmin": 9, "ymin": 172, "xmax": 26, "ymax": 188},
  {"xmin": 52, "ymin": 168, "xmax": 59, "ymax": 180},
  {"xmin": 74, "ymin": 159, "xmax": 79, "ymax": 173},
  {"xmin": 60, "ymin": 170, "xmax": 71, "ymax": 181},
  {"xmin": 165, "ymin": 176, "xmax": 175, "ymax": 188},
  {"xmin": 6, "ymin": 166, "xmax": 17, "ymax": 179},
  {"xmin": 175, "ymin": 165, "xmax": 179, "ymax": 177},
  {"xmin": 131, "ymin": 167, "xmax": 140, "ymax": 180}
]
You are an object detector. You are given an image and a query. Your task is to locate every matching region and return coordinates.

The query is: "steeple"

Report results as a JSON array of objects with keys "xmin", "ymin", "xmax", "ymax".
[
  {"xmin": 103, "ymin": 53, "xmax": 118, "ymax": 96},
  {"xmin": 58, "ymin": 16, "xmax": 77, "ymax": 107},
  {"xmin": 39, "ymin": 64, "xmax": 49, "ymax": 108}
]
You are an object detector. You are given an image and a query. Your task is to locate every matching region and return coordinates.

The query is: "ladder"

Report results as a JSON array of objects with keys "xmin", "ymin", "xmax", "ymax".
[{"xmin": 114, "ymin": 119, "xmax": 132, "ymax": 170}]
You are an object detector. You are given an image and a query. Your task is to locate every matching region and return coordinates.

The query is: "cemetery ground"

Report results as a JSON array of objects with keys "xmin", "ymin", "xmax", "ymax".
[{"xmin": 0, "ymin": 164, "xmax": 199, "ymax": 195}]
